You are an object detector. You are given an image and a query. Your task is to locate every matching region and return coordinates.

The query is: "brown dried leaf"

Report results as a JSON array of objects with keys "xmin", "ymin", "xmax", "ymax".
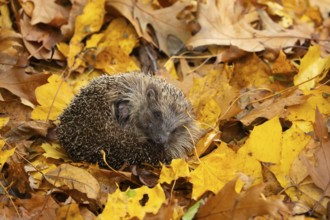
[
  {"xmin": 20, "ymin": 13, "xmax": 64, "ymax": 59},
  {"xmin": 44, "ymin": 164, "xmax": 100, "ymax": 200},
  {"xmin": 4, "ymin": 121, "xmax": 50, "ymax": 143},
  {"xmin": 239, "ymin": 89, "xmax": 309, "ymax": 125},
  {"xmin": 0, "ymin": 64, "xmax": 50, "ymax": 104},
  {"xmin": 187, "ymin": 0, "xmax": 313, "ymax": 52},
  {"xmin": 107, "ymin": 0, "xmax": 192, "ymax": 56},
  {"xmin": 303, "ymin": 108, "xmax": 330, "ymax": 196},
  {"xmin": 60, "ymin": 0, "xmax": 87, "ymax": 40},
  {"xmin": 15, "ymin": 194, "xmax": 59, "ymax": 219},
  {"xmin": 197, "ymin": 177, "xmax": 289, "ymax": 219},
  {"xmin": 29, "ymin": 0, "xmax": 70, "ymax": 26}
]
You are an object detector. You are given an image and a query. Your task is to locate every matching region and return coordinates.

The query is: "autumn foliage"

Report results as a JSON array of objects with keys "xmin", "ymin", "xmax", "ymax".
[{"xmin": 1, "ymin": 0, "xmax": 330, "ymax": 219}]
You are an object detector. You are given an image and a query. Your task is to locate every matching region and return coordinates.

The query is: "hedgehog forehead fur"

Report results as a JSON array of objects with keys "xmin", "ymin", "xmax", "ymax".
[{"xmin": 115, "ymin": 74, "xmax": 191, "ymax": 131}]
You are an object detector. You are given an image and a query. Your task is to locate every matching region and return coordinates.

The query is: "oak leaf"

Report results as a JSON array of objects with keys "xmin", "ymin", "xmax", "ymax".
[
  {"xmin": 107, "ymin": 0, "xmax": 192, "ymax": 56},
  {"xmin": 187, "ymin": 0, "xmax": 313, "ymax": 52}
]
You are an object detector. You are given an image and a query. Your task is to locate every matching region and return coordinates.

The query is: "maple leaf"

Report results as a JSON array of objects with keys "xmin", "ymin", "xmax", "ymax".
[
  {"xmin": 196, "ymin": 177, "xmax": 289, "ymax": 219},
  {"xmin": 190, "ymin": 142, "xmax": 261, "ymax": 199},
  {"xmin": 159, "ymin": 158, "xmax": 190, "ymax": 184},
  {"xmin": 187, "ymin": 0, "xmax": 313, "ymax": 52},
  {"xmin": 31, "ymin": 74, "xmax": 74, "ymax": 121},
  {"xmin": 99, "ymin": 184, "xmax": 165, "ymax": 219}
]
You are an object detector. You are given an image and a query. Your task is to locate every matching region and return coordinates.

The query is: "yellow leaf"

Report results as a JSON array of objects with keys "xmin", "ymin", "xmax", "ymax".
[
  {"xmin": 57, "ymin": 204, "xmax": 84, "ymax": 220},
  {"xmin": 265, "ymin": 2, "xmax": 293, "ymax": 28},
  {"xmin": 0, "ymin": 117, "xmax": 9, "ymax": 129},
  {"xmin": 99, "ymin": 184, "xmax": 165, "ymax": 220},
  {"xmin": 231, "ymin": 53, "xmax": 271, "ymax": 89},
  {"xmin": 24, "ymin": 156, "xmax": 57, "ymax": 189},
  {"xmin": 56, "ymin": 42, "xmax": 69, "ymax": 58},
  {"xmin": 71, "ymin": 71, "xmax": 101, "ymax": 93},
  {"xmin": 41, "ymin": 143, "xmax": 70, "ymax": 161},
  {"xmin": 240, "ymin": 116, "xmax": 282, "ymax": 164},
  {"xmin": 31, "ymin": 74, "xmax": 74, "ymax": 121},
  {"xmin": 164, "ymin": 59, "xmax": 178, "ymax": 79},
  {"xmin": 294, "ymin": 45, "xmax": 330, "ymax": 90},
  {"xmin": 94, "ymin": 46, "xmax": 139, "ymax": 74},
  {"xmin": 198, "ymin": 98, "xmax": 221, "ymax": 128},
  {"xmin": 190, "ymin": 142, "xmax": 261, "ymax": 199},
  {"xmin": 45, "ymin": 164, "xmax": 100, "ymax": 200},
  {"xmin": 287, "ymin": 86, "xmax": 330, "ymax": 123},
  {"xmin": 269, "ymin": 122, "xmax": 311, "ymax": 191},
  {"xmin": 189, "ymin": 68, "xmax": 238, "ymax": 127},
  {"xmin": 90, "ymin": 18, "xmax": 139, "ymax": 73},
  {"xmin": 159, "ymin": 158, "xmax": 190, "ymax": 184},
  {"xmin": 195, "ymin": 130, "xmax": 220, "ymax": 157},
  {"xmin": 0, "ymin": 4, "xmax": 12, "ymax": 29},
  {"xmin": 0, "ymin": 146, "xmax": 15, "ymax": 172},
  {"xmin": 68, "ymin": 0, "xmax": 105, "ymax": 68}
]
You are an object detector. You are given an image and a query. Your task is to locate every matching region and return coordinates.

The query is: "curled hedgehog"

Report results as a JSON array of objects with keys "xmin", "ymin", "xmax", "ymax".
[{"xmin": 57, "ymin": 72, "xmax": 201, "ymax": 169}]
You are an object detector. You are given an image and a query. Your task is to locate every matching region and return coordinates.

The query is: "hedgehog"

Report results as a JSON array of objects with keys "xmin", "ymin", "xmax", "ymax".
[{"xmin": 57, "ymin": 72, "xmax": 201, "ymax": 169}]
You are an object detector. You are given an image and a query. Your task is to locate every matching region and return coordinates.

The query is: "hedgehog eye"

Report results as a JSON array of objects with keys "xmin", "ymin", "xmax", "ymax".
[
  {"xmin": 172, "ymin": 126, "xmax": 180, "ymax": 134},
  {"xmin": 153, "ymin": 111, "xmax": 162, "ymax": 119}
]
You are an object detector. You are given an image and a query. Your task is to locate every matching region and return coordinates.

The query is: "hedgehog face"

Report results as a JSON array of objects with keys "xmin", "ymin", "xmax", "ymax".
[{"xmin": 134, "ymin": 85, "xmax": 194, "ymax": 156}]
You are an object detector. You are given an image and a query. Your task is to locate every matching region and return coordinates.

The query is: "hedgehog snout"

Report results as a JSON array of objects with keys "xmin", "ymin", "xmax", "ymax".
[{"xmin": 154, "ymin": 132, "xmax": 169, "ymax": 145}]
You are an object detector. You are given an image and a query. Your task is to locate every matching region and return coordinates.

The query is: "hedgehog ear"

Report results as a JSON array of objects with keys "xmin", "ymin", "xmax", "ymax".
[
  {"xmin": 115, "ymin": 100, "xmax": 130, "ymax": 127},
  {"xmin": 146, "ymin": 86, "xmax": 158, "ymax": 103}
]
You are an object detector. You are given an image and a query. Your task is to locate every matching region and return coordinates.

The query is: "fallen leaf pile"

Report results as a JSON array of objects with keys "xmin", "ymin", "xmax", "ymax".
[{"xmin": 1, "ymin": 0, "xmax": 330, "ymax": 219}]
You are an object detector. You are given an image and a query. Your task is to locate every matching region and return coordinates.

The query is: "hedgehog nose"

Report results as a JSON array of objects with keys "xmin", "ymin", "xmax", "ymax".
[{"xmin": 155, "ymin": 134, "xmax": 168, "ymax": 145}]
